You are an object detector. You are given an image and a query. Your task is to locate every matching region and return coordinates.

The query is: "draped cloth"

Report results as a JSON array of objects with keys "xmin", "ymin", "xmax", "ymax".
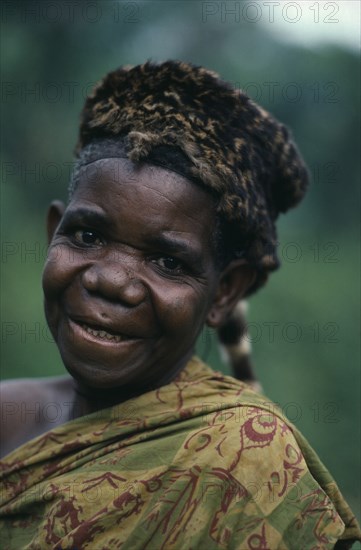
[{"xmin": 1, "ymin": 357, "xmax": 360, "ymax": 549}]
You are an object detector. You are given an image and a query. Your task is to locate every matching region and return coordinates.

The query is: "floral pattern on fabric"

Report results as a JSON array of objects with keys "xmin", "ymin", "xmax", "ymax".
[{"xmin": 1, "ymin": 357, "xmax": 360, "ymax": 549}]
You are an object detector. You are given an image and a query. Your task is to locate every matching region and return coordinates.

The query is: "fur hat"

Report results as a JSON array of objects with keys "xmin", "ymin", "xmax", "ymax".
[{"xmin": 76, "ymin": 60, "xmax": 309, "ymax": 295}]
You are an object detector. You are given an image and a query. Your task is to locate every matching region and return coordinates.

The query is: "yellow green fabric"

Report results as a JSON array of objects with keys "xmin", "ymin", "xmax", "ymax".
[{"xmin": 1, "ymin": 357, "xmax": 360, "ymax": 549}]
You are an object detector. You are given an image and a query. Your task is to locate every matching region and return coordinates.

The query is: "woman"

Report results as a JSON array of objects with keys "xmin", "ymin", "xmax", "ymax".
[{"xmin": 1, "ymin": 61, "xmax": 360, "ymax": 549}]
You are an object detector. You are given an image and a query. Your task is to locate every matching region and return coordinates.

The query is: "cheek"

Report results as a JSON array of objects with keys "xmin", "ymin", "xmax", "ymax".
[
  {"xmin": 157, "ymin": 287, "xmax": 211, "ymax": 334},
  {"xmin": 42, "ymin": 245, "xmax": 74, "ymax": 296}
]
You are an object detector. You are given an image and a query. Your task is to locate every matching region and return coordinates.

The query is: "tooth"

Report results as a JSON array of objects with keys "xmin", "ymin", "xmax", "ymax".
[{"xmin": 81, "ymin": 323, "xmax": 122, "ymax": 342}]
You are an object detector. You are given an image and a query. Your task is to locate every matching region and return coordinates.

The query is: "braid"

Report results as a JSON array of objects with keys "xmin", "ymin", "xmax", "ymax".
[{"xmin": 217, "ymin": 301, "xmax": 262, "ymax": 391}]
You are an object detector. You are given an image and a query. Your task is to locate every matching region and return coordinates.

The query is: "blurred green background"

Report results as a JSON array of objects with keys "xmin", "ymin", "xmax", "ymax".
[{"xmin": 1, "ymin": 0, "xmax": 360, "ymax": 526}]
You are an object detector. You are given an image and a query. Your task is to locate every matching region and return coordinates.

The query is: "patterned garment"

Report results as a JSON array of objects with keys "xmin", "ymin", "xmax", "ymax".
[{"xmin": 1, "ymin": 358, "xmax": 360, "ymax": 549}]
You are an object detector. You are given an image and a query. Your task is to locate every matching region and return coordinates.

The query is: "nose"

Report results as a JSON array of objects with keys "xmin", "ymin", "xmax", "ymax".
[{"xmin": 82, "ymin": 261, "xmax": 148, "ymax": 306}]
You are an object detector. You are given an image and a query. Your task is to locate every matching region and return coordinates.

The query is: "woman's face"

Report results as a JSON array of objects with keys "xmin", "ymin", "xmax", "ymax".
[
  {"xmin": 43, "ymin": 157, "xmax": 251, "ymax": 397},
  {"xmin": 43, "ymin": 158, "xmax": 221, "ymax": 393}
]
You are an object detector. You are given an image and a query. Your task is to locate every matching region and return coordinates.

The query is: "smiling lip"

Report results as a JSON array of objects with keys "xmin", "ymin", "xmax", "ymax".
[{"xmin": 68, "ymin": 318, "xmax": 138, "ymax": 345}]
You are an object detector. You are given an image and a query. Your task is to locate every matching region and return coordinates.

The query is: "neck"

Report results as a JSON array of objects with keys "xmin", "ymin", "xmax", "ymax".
[{"xmin": 68, "ymin": 351, "xmax": 193, "ymax": 419}]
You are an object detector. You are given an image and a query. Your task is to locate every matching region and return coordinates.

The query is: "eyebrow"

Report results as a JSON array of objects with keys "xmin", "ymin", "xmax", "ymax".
[
  {"xmin": 60, "ymin": 207, "xmax": 112, "ymax": 229},
  {"xmin": 144, "ymin": 234, "xmax": 204, "ymax": 265}
]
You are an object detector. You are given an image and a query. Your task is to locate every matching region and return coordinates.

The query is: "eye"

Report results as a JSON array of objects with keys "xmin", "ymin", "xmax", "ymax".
[
  {"xmin": 73, "ymin": 229, "xmax": 103, "ymax": 246},
  {"xmin": 152, "ymin": 256, "xmax": 184, "ymax": 272}
]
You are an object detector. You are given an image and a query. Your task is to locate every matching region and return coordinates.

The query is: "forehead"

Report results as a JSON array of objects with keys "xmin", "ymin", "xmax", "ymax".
[{"xmin": 71, "ymin": 157, "xmax": 216, "ymax": 246}]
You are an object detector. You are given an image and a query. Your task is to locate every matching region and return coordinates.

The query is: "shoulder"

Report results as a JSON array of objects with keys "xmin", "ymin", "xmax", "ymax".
[
  {"xmin": 190, "ymin": 398, "xmax": 348, "ymax": 547},
  {"xmin": 0, "ymin": 376, "xmax": 73, "ymax": 458}
]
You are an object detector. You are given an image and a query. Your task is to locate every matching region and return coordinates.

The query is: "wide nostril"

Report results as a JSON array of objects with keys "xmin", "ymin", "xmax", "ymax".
[
  {"xmin": 82, "ymin": 268, "xmax": 98, "ymax": 292},
  {"xmin": 122, "ymin": 280, "xmax": 148, "ymax": 306},
  {"xmin": 81, "ymin": 263, "xmax": 147, "ymax": 306}
]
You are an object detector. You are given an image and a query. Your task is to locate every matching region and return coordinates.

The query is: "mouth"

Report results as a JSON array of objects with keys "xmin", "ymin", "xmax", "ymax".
[{"xmin": 69, "ymin": 318, "xmax": 137, "ymax": 345}]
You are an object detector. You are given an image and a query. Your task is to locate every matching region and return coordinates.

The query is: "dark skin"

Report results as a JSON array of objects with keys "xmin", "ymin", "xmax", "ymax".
[{"xmin": 0, "ymin": 158, "xmax": 256, "ymax": 458}]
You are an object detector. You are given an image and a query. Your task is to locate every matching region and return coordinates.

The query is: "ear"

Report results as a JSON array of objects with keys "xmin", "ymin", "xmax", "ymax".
[
  {"xmin": 46, "ymin": 200, "xmax": 65, "ymax": 244},
  {"xmin": 206, "ymin": 260, "xmax": 256, "ymax": 328}
]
